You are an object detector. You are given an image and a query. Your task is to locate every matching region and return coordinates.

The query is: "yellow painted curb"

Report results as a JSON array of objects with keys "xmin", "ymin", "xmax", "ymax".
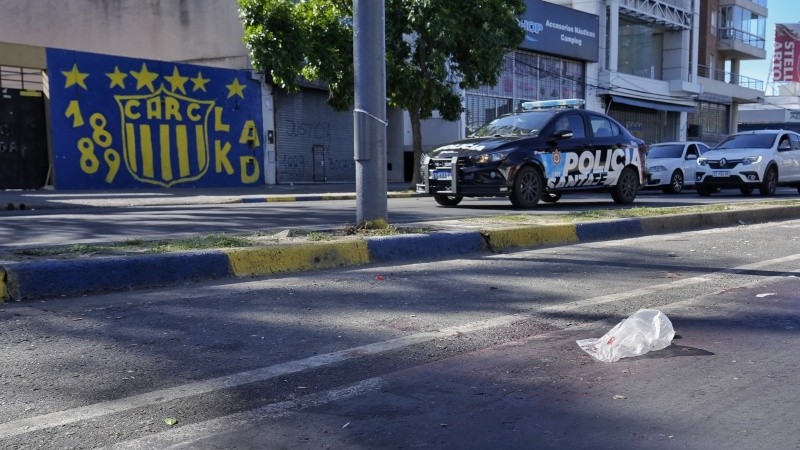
[
  {"xmin": 225, "ymin": 241, "xmax": 371, "ymax": 276},
  {"xmin": 482, "ymin": 224, "xmax": 579, "ymax": 252},
  {"xmin": 320, "ymin": 194, "xmax": 353, "ymax": 200},
  {"xmin": 265, "ymin": 196, "xmax": 297, "ymax": 202},
  {"xmin": 0, "ymin": 268, "xmax": 7, "ymax": 303}
]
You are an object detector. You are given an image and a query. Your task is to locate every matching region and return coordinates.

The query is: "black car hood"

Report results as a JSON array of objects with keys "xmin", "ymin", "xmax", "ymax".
[{"xmin": 428, "ymin": 136, "xmax": 532, "ymax": 158}]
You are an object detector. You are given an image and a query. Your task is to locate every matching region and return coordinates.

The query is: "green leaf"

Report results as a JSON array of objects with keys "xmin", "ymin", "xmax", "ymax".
[{"xmin": 164, "ymin": 417, "xmax": 178, "ymax": 426}]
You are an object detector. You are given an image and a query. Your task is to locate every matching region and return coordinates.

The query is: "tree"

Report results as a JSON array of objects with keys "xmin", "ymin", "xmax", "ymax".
[{"xmin": 239, "ymin": 0, "xmax": 525, "ymax": 186}]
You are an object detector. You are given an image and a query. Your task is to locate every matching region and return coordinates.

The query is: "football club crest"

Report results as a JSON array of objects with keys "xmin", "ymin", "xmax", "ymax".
[{"xmin": 115, "ymin": 87, "xmax": 214, "ymax": 187}]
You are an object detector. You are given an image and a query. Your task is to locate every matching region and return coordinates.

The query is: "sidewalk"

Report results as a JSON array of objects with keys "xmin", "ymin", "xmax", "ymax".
[{"xmin": 0, "ymin": 182, "xmax": 419, "ymax": 211}]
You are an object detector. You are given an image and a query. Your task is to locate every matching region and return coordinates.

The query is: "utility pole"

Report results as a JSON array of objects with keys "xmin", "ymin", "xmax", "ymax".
[{"xmin": 353, "ymin": 0, "xmax": 387, "ymax": 224}]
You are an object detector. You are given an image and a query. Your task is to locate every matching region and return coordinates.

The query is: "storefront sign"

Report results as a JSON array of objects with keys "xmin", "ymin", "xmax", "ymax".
[
  {"xmin": 46, "ymin": 48, "xmax": 263, "ymax": 189},
  {"xmin": 518, "ymin": 0, "xmax": 599, "ymax": 62},
  {"xmin": 773, "ymin": 24, "xmax": 800, "ymax": 82}
]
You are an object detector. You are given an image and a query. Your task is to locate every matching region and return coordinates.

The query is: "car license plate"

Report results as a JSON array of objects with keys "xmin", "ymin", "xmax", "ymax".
[
  {"xmin": 713, "ymin": 170, "xmax": 730, "ymax": 177},
  {"xmin": 433, "ymin": 170, "xmax": 451, "ymax": 180}
]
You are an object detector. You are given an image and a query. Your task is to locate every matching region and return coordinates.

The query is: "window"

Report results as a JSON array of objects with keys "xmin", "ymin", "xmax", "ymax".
[
  {"xmin": 566, "ymin": 114, "xmax": 586, "ymax": 139},
  {"xmin": 719, "ymin": 5, "xmax": 766, "ymax": 49},
  {"xmin": 589, "ymin": 115, "xmax": 618, "ymax": 137},
  {"xmin": 464, "ymin": 50, "xmax": 584, "ymax": 134},
  {"xmin": 790, "ymin": 134, "xmax": 800, "ymax": 150},
  {"xmin": 711, "ymin": 10, "xmax": 717, "ymax": 36},
  {"xmin": 618, "ymin": 18, "xmax": 662, "ymax": 79}
]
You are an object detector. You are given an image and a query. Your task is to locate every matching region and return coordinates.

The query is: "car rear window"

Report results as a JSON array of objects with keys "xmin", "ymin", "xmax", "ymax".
[{"xmin": 716, "ymin": 133, "xmax": 776, "ymax": 149}]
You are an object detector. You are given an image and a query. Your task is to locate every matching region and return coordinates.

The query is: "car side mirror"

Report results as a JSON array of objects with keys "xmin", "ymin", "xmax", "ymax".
[
  {"xmin": 552, "ymin": 130, "xmax": 574, "ymax": 140},
  {"xmin": 686, "ymin": 154, "xmax": 697, "ymax": 160},
  {"xmin": 779, "ymin": 141, "xmax": 791, "ymax": 151}
]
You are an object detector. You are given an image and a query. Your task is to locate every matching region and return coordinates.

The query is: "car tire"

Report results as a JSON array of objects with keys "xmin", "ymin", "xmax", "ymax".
[
  {"xmin": 696, "ymin": 185, "xmax": 714, "ymax": 196},
  {"xmin": 759, "ymin": 166, "xmax": 778, "ymax": 196},
  {"xmin": 662, "ymin": 171, "xmax": 684, "ymax": 194},
  {"xmin": 740, "ymin": 187, "xmax": 754, "ymax": 196},
  {"xmin": 433, "ymin": 194, "xmax": 463, "ymax": 207},
  {"xmin": 611, "ymin": 167, "xmax": 638, "ymax": 204},
  {"xmin": 510, "ymin": 166, "xmax": 543, "ymax": 208},
  {"xmin": 541, "ymin": 192, "xmax": 562, "ymax": 203}
]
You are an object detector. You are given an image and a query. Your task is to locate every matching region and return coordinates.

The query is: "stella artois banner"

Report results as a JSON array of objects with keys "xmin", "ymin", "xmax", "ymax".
[
  {"xmin": 772, "ymin": 24, "xmax": 800, "ymax": 83},
  {"xmin": 46, "ymin": 48, "xmax": 263, "ymax": 189}
]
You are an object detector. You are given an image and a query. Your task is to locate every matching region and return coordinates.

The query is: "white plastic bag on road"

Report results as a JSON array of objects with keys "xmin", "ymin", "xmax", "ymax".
[{"xmin": 577, "ymin": 309, "xmax": 675, "ymax": 362}]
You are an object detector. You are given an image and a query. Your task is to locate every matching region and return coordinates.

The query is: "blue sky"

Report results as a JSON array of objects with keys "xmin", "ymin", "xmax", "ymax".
[{"xmin": 739, "ymin": 2, "xmax": 800, "ymax": 93}]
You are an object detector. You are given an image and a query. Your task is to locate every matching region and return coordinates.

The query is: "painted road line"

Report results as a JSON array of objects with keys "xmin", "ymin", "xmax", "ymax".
[
  {"xmin": 104, "ymin": 378, "xmax": 386, "ymax": 449},
  {"xmin": 102, "ymin": 264, "xmax": 800, "ymax": 449},
  {"xmin": 4, "ymin": 250, "xmax": 800, "ymax": 439}
]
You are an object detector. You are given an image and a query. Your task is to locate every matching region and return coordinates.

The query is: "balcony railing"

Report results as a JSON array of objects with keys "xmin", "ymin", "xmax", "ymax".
[
  {"xmin": 697, "ymin": 65, "xmax": 764, "ymax": 91},
  {"xmin": 719, "ymin": 27, "xmax": 766, "ymax": 50}
]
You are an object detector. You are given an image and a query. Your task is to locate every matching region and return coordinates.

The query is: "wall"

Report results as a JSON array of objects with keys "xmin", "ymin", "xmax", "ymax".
[
  {"xmin": 47, "ymin": 48, "xmax": 263, "ymax": 189},
  {"xmin": 0, "ymin": 0, "xmax": 250, "ymax": 69}
]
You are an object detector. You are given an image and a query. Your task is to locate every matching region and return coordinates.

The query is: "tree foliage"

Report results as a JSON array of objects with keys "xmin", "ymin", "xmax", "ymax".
[{"xmin": 239, "ymin": 0, "xmax": 525, "ymax": 183}]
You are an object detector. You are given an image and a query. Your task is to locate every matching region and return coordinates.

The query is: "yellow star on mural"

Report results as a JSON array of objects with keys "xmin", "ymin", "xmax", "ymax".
[
  {"xmin": 164, "ymin": 66, "xmax": 189, "ymax": 94},
  {"xmin": 106, "ymin": 66, "xmax": 127, "ymax": 89},
  {"xmin": 62, "ymin": 64, "xmax": 89, "ymax": 90},
  {"xmin": 226, "ymin": 78, "xmax": 246, "ymax": 98},
  {"xmin": 130, "ymin": 63, "xmax": 159, "ymax": 93},
  {"xmin": 191, "ymin": 72, "xmax": 210, "ymax": 92}
]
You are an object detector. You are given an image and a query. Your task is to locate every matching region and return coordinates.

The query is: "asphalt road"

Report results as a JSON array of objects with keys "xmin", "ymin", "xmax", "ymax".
[
  {"xmin": 2, "ymin": 188, "xmax": 800, "ymax": 250},
  {"xmin": 2, "ymin": 219, "xmax": 799, "ymax": 448}
]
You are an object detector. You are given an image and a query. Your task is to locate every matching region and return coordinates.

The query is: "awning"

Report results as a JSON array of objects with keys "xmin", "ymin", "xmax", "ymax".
[{"xmin": 610, "ymin": 95, "xmax": 695, "ymax": 113}]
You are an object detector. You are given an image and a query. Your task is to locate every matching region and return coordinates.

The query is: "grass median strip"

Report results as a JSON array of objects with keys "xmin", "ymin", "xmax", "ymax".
[{"xmin": 5, "ymin": 200, "xmax": 800, "ymax": 263}]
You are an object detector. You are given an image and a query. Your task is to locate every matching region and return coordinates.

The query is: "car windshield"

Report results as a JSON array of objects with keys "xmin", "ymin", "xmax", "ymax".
[
  {"xmin": 471, "ymin": 112, "xmax": 553, "ymax": 138},
  {"xmin": 715, "ymin": 133, "xmax": 776, "ymax": 149},
  {"xmin": 648, "ymin": 144, "xmax": 684, "ymax": 159}
]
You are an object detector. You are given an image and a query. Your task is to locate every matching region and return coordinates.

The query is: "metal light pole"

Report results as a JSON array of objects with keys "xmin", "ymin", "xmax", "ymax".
[{"xmin": 353, "ymin": 0, "xmax": 387, "ymax": 224}]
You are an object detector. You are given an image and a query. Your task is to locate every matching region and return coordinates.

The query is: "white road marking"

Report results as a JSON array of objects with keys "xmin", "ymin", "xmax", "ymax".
[
  {"xmin": 103, "ymin": 377, "xmax": 386, "ymax": 450},
  {"xmin": 2, "ymin": 252, "xmax": 800, "ymax": 440}
]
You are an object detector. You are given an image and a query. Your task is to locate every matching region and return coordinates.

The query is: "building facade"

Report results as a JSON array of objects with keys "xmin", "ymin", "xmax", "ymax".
[
  {"xmin": 0, "ymin": 0, "xmax": 459, "ymax": 188},
  {"xmin": 466, "ymin": 0, "xmax": 704, "ymax": 145},
  {"xmin": 693, "ymin": 0, "xmax": 767, "ymax": 144}
]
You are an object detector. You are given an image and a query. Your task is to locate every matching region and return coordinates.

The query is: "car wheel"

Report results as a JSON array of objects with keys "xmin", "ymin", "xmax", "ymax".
[
  {"xmin": 433, "ymin": 194, "xmax": 463, "ymax": 207},
  {"xmin": 510, "ymin": 166, "xmax": 543, "ymax": 208},
  {"xmin": 611, "ymin": 167, "xmax": 638, "ymax": 204},
  {"xmin": 740, "ymin": 187, "xmax": 754, "ymax": 196},
  {"xmin": 663, "ymin": 171, "xmax": 684, "ymax": 194},
  {"xmin": 759, "ymin": 166, "xmax": 778, "ymax": 196},
  {"xmin": 696, "ymin": 185, "xmax": 714, "ymax": 196},
  {"xmin": 541, "ymin": 192, "xmax": 562, "ymax": 203}
]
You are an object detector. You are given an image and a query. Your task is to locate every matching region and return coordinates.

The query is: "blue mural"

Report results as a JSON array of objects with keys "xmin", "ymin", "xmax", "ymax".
[{"xmin": 46, "ymin": 48, "xmax": 263, "ymax": 189}]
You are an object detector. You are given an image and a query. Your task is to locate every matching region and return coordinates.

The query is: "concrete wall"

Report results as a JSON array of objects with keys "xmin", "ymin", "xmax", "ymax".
[{"xmin": 0, "ymin": 0, "xmax": 250, "ymax": 69}]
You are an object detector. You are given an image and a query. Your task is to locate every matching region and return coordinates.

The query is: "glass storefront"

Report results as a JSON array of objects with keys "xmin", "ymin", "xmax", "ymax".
[{"xmin": 464, "ymin": 50, "xmax": 584, "ymax": 135}]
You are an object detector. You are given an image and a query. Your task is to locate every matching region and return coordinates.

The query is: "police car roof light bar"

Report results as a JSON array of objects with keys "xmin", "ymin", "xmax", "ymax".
[{"xmin": 521, "ymin": 99, "xmax": 586, "ymax": 111}]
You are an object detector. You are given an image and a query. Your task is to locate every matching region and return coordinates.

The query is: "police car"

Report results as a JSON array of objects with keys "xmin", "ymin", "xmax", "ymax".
[{"xmin": 416, "ymin": 99, "xmax": 648, "ymax": 207}]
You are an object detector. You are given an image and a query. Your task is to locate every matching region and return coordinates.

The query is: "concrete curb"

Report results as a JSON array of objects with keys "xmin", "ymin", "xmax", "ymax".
[
  {"xmin": 3, "ymin": 204, "xmax": 800, "ymax": 302},
  {"xmin": 239, "ymin": 191, "xmax": 422, "ymax": 204}
]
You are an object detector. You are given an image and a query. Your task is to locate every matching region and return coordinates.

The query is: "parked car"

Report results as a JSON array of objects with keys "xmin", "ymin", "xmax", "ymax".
[
  {"xmin": 695, "ymin": 130, "xmax": 800, "ymax": 196},
  {"xmin": 416, "ymin": 99, "xmax": 648, "ymax": 208},
  {"xmin": 645, "ymin": 141, "xmax": 710, "ymax": 193}
]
